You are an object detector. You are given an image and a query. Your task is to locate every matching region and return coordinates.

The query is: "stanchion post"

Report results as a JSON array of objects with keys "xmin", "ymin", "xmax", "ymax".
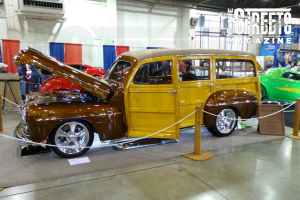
[
  {"xmin": 293, "ymin": 99, "xmax": 300, "ymax": 136},
  {"xmin": 288, "ymin": 98, "xmax": 300, "ymax": 139},
  {"xmin": 183, "ymin": 106, "xmax": 214, "ymax": 161},
  {"xmin": 0, "ymin": 94, "xmax": 3, "ymax": 134},
  {"xmin": 194, "ymin": 107, "xmax": 202, "ymax": 155}
]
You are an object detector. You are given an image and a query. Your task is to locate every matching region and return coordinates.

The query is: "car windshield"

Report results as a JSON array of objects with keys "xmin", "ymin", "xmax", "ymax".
[{"xmin": 104, "ymin": 60, "xmax": 132, "ymax": 82}]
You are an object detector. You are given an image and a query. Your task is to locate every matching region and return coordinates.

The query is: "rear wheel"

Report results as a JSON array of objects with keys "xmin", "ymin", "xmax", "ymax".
[
  {"xmin": 208, "ymin": 108, "xmax": 238, "ymax": 137},
  {"xmin": 49, "ymin": 121, "xmax": 94, "ymax": 158}
]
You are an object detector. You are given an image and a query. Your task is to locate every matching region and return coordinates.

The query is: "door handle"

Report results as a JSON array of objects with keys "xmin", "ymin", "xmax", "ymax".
[
  {"xmin": 168, "ymin": 90, "xmax": 178, "ymax": 93},
  {"xmin": 208, "ymin": 83, "xmax": 214, "ymax": 86}
]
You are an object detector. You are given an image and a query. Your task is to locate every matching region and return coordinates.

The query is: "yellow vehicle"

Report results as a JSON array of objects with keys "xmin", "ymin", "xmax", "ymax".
[
  {"xmin": 15, "ymin": 48, "xmax": 261, "ymax": 157},
  {"xmin": 123, "ymin": 49, "xmax": 261, "ymax": 140}
]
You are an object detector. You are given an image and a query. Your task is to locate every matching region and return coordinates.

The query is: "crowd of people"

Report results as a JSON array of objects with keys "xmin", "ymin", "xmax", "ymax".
[{"xmin": 278, "ymin": 60, "xmax": 300, "ymax": 71}]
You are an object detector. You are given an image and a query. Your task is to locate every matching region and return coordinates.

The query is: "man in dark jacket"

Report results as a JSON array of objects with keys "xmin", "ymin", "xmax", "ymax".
[{"xmin": 17, "ymin": 64, "xmax": 27, "ymax": 100}]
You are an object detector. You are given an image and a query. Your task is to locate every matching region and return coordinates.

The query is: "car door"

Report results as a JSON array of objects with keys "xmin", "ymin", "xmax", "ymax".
[
  {"xmin": 177, "ymin": 56, "xmax": 215, "ymax": 127},
  {"xmin": 269, "ymin": 71, "xmax": 300, "ymax": 102},
  {"xmin": 125, "ymin": 56, "xmax": 180, "ymax": 139}
]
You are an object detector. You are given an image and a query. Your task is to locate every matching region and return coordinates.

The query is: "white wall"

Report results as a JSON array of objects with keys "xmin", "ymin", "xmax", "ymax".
[
  {"xmin": 0, "ymin": 4, "xmax": 7, "ymax": 39},
  {"xmin": 117, "ymin": 1, "xmax": 183, "ymax": 48},
  {"xmin": 4, "ymin": 0, "xmax": 117, "ymax": 45}
]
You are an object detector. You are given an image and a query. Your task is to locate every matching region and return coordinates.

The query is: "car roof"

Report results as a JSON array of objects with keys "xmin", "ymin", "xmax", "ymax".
[
  {"xmin": 268, "ymin": 68, "xmax": 300, "ymax": 73},
  {"xmin": 120, "ymin": 48, "xmax": 256, "ymax": 61}
]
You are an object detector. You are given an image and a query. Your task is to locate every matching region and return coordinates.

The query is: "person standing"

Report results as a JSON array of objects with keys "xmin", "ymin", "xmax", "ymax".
[
  {"xmin": 284, "ymin": 60, "xmax": 292, "ymax": 69},
  {"xmin": 41, "ymin": 68, "xmax": 53, "ymax": 83},
  {"xmin": 17, "ymin": 64, "xmax": 27, "ymax": 100},
  {"xmin": 0, "ymin": 63, "xmax": 8, "ymax": 73},
  {"xmin": 179, "ymin": 60, "xmax": 186, "ymax": 73},
  {"xmin": 162, "ymin": 60, "xmax": 171, "ymax": 75},
  {"xmin": 29, "ymin": 64, "xmax": 41, "ymax": 93}
]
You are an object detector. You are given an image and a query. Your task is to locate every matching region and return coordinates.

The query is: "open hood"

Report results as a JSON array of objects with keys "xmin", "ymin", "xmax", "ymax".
[{"xmin": 14, "ymin": 47, "xmax": 112, "ymax": 99}]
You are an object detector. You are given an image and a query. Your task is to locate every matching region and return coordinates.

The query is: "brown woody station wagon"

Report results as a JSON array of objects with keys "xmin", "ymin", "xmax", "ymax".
[{"xmin": 14, "ymin": 47, "xmax": 262, "ymax": 158}]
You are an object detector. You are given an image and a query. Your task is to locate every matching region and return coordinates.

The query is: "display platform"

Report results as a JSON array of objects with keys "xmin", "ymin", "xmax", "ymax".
[{"xmin": 0, "ymin": 111, "xmax": 288, "ymax": 188}]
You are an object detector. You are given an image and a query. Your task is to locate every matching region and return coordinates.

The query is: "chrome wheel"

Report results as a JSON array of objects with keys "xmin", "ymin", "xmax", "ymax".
[
  {"xmin": 208, "ymin": 108, "xmax": 238, "ymax": 137},
  {"xmin": 49, "ymin": 121, "xmax": 94, "ymax": 158},
  {"xmin": 216, "ymin": 109, "xmax": 237, "ymax": 134}
]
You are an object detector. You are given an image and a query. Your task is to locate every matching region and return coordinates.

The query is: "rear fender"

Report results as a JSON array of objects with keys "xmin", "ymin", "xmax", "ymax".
[{"xmin": 203, "ymin": 90, "xmax": 258, "ymax": 128}]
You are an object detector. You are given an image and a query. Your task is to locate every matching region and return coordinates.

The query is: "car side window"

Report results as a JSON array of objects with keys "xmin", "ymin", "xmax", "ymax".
[
  {"xmin": 81, "ymin": 65, "xmax": 87, "ymax": 70},
  {"xmin": 179, "ymin": 59, "xmax": 210, "ymax": 82},
  {"xmin": 134, "ymin": 60, "xmax": 172, "ymax": 84},
  {"xmin": 69, "ymin": 65, "xmax": 81, "ymax": 70},
  {"xmin": 282, "ymin": 72, "xmax": 300, "ymax": 80},
  {"xmin": 216, "ymin": 59, "xmax": 256, "ymax": 79}
]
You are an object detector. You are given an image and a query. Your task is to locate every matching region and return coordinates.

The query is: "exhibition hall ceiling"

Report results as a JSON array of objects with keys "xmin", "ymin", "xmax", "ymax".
[{"xmin": 124, "ymin": 0, "xmax": 300, "ymax": 17}]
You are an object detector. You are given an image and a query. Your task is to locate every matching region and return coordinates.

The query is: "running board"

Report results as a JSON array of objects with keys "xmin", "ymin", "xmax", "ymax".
[{"xmin": 111, "ymin": 138, "xmax": 179, "ymax": 151}]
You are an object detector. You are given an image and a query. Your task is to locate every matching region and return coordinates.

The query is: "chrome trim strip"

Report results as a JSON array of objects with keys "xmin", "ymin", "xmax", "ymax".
[
  {"xmin": 206, "ymin": 101, "xmax": 258, "ymax": 107},
  {"xmin": 37, "ymin": 112, "xmax": 123, "ymax": 122}
]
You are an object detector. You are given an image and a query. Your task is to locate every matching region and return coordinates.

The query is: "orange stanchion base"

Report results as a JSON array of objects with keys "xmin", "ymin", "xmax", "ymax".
[
  {"xmin": 183, "ymin": 151, "xmax": 214, "ymax": 161},
  {"xmin": 287, "ymin": 135, "xmax": 300, "ymax": 140}
]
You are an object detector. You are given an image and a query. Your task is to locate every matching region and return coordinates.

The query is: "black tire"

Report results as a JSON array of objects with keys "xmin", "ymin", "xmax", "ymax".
[
  {"xmin": 261, "ymin": 85, "xmax": 267, "ymax": 101},
  {"xmin": 49, "ymin": 120, "xmax": 94, "ymax": 158},
  {"xmin": 208, "ymin": 108, "xmax": 238, "ymax": 137}
]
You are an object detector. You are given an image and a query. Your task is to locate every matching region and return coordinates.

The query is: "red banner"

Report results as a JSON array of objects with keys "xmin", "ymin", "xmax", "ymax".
[
  {"xmin": 64, "ymin": 43, "xmax": 82, "ymax": 64},
  {"xmin": 116, "ymin": 46, "xmax": 130, "ymax": 57},
  {"xmin": 2, "ymin": 40, "xmax": 20, "ymax": 73}
]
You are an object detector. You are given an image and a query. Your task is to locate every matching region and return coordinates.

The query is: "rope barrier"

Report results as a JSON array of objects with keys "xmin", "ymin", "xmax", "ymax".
[
  {"xmin": 201, "ymin": 101, "xmax": 296, "ymax": 121},
  {"xmin": 0, "ymin": 94, "xmax": 297, "ymax": 150},
  {"xmin": 116, "ymin": 110, "xmax": 197, "ymax": 144},
  {"xmin": 0, "ymin": 111, "xmax": 197, "ymax": 149},
  {"xmin": 1, "ymin": 96, "xmax": 20, "ymax": 107}
]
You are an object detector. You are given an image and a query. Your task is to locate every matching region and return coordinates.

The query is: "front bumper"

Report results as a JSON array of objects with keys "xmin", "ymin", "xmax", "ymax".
[
  {"xmin": 14, "ymin": 123, "xmax": 52, "ymax": 156},
  {"xmin": 14, "ymin": 123, "xmax": 33, "ymax": 145}
]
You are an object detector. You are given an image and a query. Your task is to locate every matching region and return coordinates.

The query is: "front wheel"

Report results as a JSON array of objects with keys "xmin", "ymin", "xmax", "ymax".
[
  {"xmin": 49, "ymin": 121, "xmax": 94, "ymax": 158},
  {"xmin": 261, "ymin": 85, "xmax": 267, "ymax": 101},
  {"xmin": 208, "ymin": 108, "xmax": 238, "ymax": 137}
]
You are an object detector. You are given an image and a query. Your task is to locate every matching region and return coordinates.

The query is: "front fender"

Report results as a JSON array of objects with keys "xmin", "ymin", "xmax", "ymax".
[
  {"xmin": 40, "ymin": 77, "xmax": 80, "ymax": 92},
  {"xmin": 203, "ymin": 90, "xmax": 258, "ymax": 128},
  {"xmin": 25, "ymin": 101, "xmax": 124, "ymax": 142}
]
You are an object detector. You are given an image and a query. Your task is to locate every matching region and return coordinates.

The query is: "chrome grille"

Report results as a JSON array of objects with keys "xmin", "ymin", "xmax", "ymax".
[{"xmin": 18, "ymin": 106, "xmax": 31, "ymax": 138}]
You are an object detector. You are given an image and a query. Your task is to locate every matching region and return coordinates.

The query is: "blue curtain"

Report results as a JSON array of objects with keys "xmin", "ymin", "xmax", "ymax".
[
  {"xmin": 50, "ymin": 42, "xmax": 65, "ymax": 62},
  {"xmin": 103, "ymin": 45, "xmax": 116, "ymax": 72},
  {"xmin": 147, "ymin": 47, "xmax": 160, "ymax": 49}
]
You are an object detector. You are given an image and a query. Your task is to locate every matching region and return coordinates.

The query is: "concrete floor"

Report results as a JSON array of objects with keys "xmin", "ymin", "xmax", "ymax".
[{"xmin": 1, "ymin": 110, "xmax": 300, "ymax": 200}]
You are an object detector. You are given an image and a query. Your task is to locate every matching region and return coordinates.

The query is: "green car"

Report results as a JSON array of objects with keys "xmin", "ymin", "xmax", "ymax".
[{"xmin": 260, "ymin": 68, "xmax": 300, "ymax": 102}]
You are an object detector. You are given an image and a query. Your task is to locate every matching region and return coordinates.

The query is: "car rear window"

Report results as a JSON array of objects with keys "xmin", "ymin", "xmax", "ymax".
[{"xmin": 216, "ymin": 59, "xmax": 256, "ymax": 79}]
